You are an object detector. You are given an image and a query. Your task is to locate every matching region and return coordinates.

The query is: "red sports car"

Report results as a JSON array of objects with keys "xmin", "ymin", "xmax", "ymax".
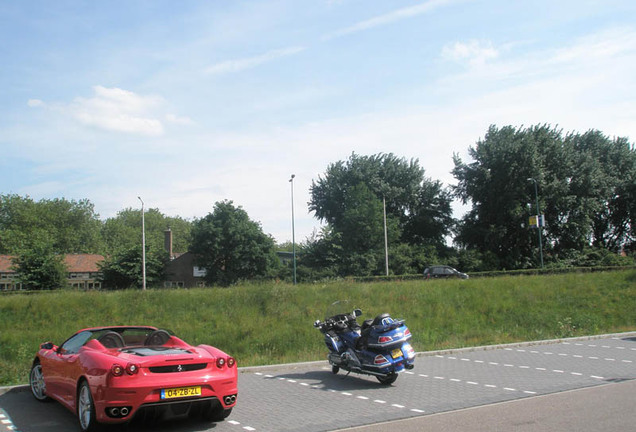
[{"xmin": 29, "ymin": 326, "xmax": 238, "ymax": 432}]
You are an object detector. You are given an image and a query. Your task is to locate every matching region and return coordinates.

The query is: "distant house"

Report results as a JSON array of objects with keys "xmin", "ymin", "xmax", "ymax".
[
  {"xmin": 0, "ymin": 254, "xmax": 105, "ymax": 291},
  {"xmin": 162, "ymin": 229, "xmax": 206, "ymax": 288}
]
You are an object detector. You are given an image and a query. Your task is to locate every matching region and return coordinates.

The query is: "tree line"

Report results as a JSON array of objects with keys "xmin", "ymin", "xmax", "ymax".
[{"xmin": 1, "ymin": 124, "xmax": 634, "ymax": 288}]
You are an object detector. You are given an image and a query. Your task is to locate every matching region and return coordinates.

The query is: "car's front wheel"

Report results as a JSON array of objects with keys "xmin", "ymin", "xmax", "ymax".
[
  {"xmin": 77, "ymin": 381, "xmax": 98, "ymax": 432},
  {"xmin": 29, "ymin": 361, "xmax": 50, "ymax": 402}
]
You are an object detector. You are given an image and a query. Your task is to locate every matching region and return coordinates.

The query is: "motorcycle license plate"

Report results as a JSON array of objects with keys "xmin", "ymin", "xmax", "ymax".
[
  {"xmin": 160, "ymin": 386, "xmax": 201, "ymax": 400},
  {"xmin": 391, "ymin": 348, "xmax": 403, "ymax": 359}
]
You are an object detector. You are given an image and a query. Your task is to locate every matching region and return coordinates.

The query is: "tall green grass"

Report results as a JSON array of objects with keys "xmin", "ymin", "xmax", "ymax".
[{"xmin": 1, "ymin": 270, "xmax": 634, "ymax": 386}]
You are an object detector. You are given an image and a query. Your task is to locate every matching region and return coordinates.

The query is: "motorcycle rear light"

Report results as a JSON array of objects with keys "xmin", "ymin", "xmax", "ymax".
[
  {"xmin": 216, "ymin": 357, "xmax": 226, "ymax": 368},
  {"xmin": 378, "ymin": 336, "xmax": 393, "ymax": 343},
  {"xmin": 227, "ymin": 357, "xmax": 236, "ymax": 367},
  {"xmin": 374, "ymin": 355, "xmax": 388, "ymax": 365},
  {"xmin": 111, "ymin": 364, "xmax": 124, "ymax": 377},
  {"xmin": 125, "ymin": 363, "xmax": 140, "ymax": 375}
]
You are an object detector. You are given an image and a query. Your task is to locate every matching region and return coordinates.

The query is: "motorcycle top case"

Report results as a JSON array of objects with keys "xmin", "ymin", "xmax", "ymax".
[{"xmin": 364, "ymin": 318, "xmax": 411, "ymax": 349}]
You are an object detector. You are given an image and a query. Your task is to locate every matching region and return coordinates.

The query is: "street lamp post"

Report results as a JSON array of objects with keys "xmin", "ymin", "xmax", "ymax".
[
  {"xmin": 383, "ymin": 196, "xmax": 389, "ymax": 276},
  {"xmin": 138, "ymin": 196, "xmax": 147, "ymax": 290},
  {"xmin": 289, "ymin": 175, "xmax": 297, "ymax": 285},
  {"xmin": 527, "ymin": 178, "xmax": 544, "ymax": 269}
]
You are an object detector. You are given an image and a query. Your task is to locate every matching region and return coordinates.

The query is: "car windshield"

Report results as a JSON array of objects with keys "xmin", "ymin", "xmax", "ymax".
[{"xmin": 84, "ymin": 327, "xmax": 169, "ymax": 348}]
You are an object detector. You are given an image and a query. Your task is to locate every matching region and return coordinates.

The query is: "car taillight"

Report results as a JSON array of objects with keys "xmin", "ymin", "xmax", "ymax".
[
  {"xmin": 111, "ymin": 364, "xmax": 124, "ymax": 377},
  {"xmin": 227, "ymin": 357, "xmax": 236, "ymax": 368},
  {"xmin": 125, "ymin": 363, "xmax": 140, "ymax": 375},
  {"xmin": 378, "ymin": 336, "xmax": 393, "ymax": 343},
  {"xmin": 216, "ymin": 357, "xmax": 226, "ymax": 368},
  {"xmin": 404, "ymin": 329, "xmax": 411, "ymax": 337}
]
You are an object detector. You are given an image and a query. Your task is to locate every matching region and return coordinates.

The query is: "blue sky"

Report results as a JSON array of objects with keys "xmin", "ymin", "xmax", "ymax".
[{"xmin": 1, "ymin": 0, "xmax": 635, "ymax": 244}]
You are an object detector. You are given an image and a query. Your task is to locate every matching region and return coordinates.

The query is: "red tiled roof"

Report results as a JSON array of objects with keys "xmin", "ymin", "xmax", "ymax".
[
  {"xmin": 0, "ymin": 254, "xmax": 105, "ymax": 273},
  {"xmin": 0, "ymin": 255, "xmax": 16, "ymax": 272},
  {"xmin": 64, "ymin": 254, "xmax": 105, "ymax": 273}
]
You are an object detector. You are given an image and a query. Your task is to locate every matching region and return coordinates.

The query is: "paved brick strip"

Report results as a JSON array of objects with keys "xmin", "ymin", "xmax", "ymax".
[
  {"xmin": 0, "ymin": 409, "xmax": 19, "ymax": 432},
  {"xmin": 254, "ymin": 372, "xmax": 428, "ymax": 415},
  {"xmin": 436, "ymin": 354, "xmax": 609, "ymax": 380}
]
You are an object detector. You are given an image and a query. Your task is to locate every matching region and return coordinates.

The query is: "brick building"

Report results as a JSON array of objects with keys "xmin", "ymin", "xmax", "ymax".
[{"xmin": 0, "ymin": 254, "xmax": 104, "ymax": 291}]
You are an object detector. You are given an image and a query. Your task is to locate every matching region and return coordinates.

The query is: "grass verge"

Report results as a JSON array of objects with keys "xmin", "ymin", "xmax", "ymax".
[{"xmin": 1, "ymin": 269, "xmax": 634, "ymax": 386}]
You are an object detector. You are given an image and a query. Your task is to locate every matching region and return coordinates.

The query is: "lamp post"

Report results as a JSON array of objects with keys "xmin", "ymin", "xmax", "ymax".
[
  {"xmin": 383, "ymin": 196, "xmax": 389, "ymax": 276},
  {"xmin": 289, "ymin": 175, "xmax": 297, "ymax": 285},
  {"xmin": 527, "ymin": 178, "xmax": 544, "ymax": 269},
  {"xmin": 138, "ymin": 196, "xmax": 147, "ymax": 290}
]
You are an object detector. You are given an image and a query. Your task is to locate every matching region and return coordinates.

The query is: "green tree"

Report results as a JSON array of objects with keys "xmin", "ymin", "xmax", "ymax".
[
  {"xmin": 101, "ymin": 208, "xmax": 191, "ymax": 256},
  {"xmin": 12, "ymin": 243, "xmax": 68, "ymax": 290},
  {"xmin": 0, "ymin": 195, "xmax": 103, "ymax": 254},
  {"xmin": 308, "ymin": 153, "xmax": 454, "ymax": 276},
  {"xmin": 190, "ymin": 201, "xmax": 280, "ymax": 286},
  {"xmin": 99, "ymin": 245, "xmax": 167, "ymax": 289},
  {"xmin": 453, "ymin": 125, "xmax": 635, "ymax": 269}
]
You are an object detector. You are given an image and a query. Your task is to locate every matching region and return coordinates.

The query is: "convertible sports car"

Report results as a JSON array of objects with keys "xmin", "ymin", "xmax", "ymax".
[{"xmin": 29, "ymin": 326, "xmax": 237, "ymax": 432}]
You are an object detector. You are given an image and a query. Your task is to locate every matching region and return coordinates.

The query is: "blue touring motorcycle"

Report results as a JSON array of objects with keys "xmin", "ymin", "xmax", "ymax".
[{"xmin": 313, "ymin": 300, "xmax": 415, "ymax": 385}]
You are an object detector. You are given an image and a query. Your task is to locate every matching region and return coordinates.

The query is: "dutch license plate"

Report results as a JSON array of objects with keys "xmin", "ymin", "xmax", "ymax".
[
  {"xmin": 391, "ymin": 348, "xmax": 403, "ymax": 359},
  {"xmin": 160, "ymin": 386, "xmax": 202, "ymax": 400}
]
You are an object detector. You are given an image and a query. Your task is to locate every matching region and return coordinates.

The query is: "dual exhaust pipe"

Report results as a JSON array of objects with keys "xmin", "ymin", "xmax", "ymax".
[
  {"xmin": 107, "ymin": 406, "xmax": 130, "ymax": 418},
  {"xmin": 224, "ymin": 394, "xmax": 237, "ymax": 405}
]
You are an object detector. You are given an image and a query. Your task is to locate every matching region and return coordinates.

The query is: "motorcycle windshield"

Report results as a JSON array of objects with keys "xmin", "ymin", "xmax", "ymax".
[{"xmin": 325, "ymin": 300, "xmax": 354, "ymax": 320}]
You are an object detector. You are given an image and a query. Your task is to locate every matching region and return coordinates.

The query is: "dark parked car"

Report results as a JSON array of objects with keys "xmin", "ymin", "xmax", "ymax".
[{"xmin": 423, "ymin": 265, "xmax": 469, "ymax": 280}]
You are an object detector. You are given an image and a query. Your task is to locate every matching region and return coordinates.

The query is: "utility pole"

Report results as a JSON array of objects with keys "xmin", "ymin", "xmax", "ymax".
[
  {"xmin": 289, "ymin": 175, "xmax": 297, "ymax": 285},
  {"xmin": 138, "ymin": 196, "xmax": 147, "ymax": 290},
  {"xmin": 527, "ymin": 178, "xmax": 544, "ymax": 269}
]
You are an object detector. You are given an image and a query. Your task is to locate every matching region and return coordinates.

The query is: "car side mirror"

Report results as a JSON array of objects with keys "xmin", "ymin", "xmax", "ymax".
[
  {"xmin": 40, "ymin": 342, "xmax": 55, "ymax": 350},
  {"xmin": 353, "ymin": 309, "xmax": 362, "ymax": 318}
]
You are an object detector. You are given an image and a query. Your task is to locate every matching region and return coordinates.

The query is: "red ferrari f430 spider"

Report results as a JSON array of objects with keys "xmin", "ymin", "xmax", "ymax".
[{"xmin": 29, "ymin": 326, "xmax": 238, "ymax": 431}]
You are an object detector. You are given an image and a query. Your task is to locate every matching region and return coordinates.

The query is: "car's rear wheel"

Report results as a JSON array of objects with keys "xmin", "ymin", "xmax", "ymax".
[
  {"xmin": 78, "ymin": 381, "xmax": 99, "ymax": 432},
  {"xmin": 29, "ymin": 361, "xmax": 49, "ymax": 402},
  {"xmin": 202, "ymin": 401, "xmax": 232, "ymax": 422}
]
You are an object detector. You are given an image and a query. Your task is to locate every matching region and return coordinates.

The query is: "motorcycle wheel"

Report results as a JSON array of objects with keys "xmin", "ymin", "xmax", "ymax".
[
  {"xmin": 376, "ymin": 374, "xmax": 398, "ymax": 385},
  {"xmin": 332, "ymin": 366, "xmax": 340, "ymax": 374}
]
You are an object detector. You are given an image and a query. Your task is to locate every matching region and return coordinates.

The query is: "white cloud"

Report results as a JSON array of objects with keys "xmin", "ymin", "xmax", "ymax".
[
  {"xmin": 70, "ymin": 86, "xmax": 165, "ymax": 136},
  {"xmin": 165, "ymin": 113, "xmax": 195, "ymax": 125},
  {"xmin": 323, "ymin": 0, "xmax": 454, "ymax": 40},
  {"xmin": 441, "ymin": 39, "xmax": 499, "ymax": 68},
  {"xmin": 27, "ymin": 99, "xmax": 45, "ymax": 107},
  {"xmin": 205, "ymin": 46, "xmax": 307, "ymax": 75}
]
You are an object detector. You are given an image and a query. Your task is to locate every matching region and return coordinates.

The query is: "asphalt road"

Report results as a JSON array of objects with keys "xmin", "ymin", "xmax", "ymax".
[{"xmin": 1, "ymin": 333, "xmax": 635, "ymax": 432}]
